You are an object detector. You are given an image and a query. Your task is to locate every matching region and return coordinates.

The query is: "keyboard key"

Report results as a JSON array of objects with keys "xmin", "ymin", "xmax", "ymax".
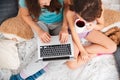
[{"xmin": 40, "ymin": 44, "xmax": 71, "ymax": 57}]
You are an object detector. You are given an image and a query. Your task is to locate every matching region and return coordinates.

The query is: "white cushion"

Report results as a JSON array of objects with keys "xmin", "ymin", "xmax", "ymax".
[{"xmin": 0, "ymin": 39, "xmax": 20, "ymax": 69}]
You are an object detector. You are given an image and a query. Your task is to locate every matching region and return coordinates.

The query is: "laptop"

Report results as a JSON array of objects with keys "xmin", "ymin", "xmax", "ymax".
[{"xmin": 38, "ymin": 34, "xmax": 74, "ymax": 61}]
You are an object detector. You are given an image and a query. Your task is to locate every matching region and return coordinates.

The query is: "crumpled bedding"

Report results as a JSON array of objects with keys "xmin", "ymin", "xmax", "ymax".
[{"xmin": 36, "ymin": 55, "xmax": 119, "ymax": 80}]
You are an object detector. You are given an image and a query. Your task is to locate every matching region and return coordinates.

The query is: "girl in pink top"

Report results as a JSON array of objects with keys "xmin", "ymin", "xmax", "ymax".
[{"xmin": 66, "ymin": 0, "xmax": 117, "ymax": 69}]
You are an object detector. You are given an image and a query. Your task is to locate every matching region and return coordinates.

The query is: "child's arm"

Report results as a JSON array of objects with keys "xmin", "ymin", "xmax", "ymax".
[
  {"xmin": 66, "ymin": 10, "xmax": 88, "ymax": 60},
  {"xmin": 19, "ymin": 7, "xmax": 51, "ymax": 43},
  {"xmin": 59, "ymin": 0, "xmax": 69, "ymax": 43}
]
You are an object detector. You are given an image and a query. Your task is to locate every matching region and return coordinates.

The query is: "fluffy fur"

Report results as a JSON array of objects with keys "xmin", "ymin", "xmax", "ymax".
[
  {"xmin": 104, "ymin": 9, "xmax": 120, "ymax": 27},
  {"xmin": 0, "ymin": 13, "xmax": 34, "ymax": 40},
  {"xmin": 104, "ymin": 27, "xmax": 120, "ymax": 46}
]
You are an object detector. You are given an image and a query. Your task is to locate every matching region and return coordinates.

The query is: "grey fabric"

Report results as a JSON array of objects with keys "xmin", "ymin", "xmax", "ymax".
[
  {"xmin": 0, "ymin": 0, "xmax": 18, "ymax": 25},
  {"xmin": 37, "ymin": 21, "xmax": 62, "ymax": 35},
  {"xmin": 48, "ymin": 22, "xmax": 62, "ymax": 35},
  {"xmin": 114, "ymin": 46, "xmax": 120, "ymax": 77}
]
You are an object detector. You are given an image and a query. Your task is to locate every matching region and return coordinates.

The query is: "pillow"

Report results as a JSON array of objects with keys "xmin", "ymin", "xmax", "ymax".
[
  {"xmin": 0, "ymin": 39, "xmax": 20, "ymax": 70},
  {"xmin": 0, "ymin": 0, "xmax": 18, "ymax": 25}
]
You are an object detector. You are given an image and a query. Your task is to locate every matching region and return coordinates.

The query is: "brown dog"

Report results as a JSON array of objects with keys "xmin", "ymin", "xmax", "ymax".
[{"xmin": 104, "ymin": 27, "xmax": 120, "ymax": 46}]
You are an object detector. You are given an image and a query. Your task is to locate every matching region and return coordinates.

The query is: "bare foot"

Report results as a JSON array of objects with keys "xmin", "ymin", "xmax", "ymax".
[
  {"xmin": 66, "ymin": 59, "xmax": 80, "ymax": 70},
  {"xmin": 66, "ymin": 57, "xmax": 90, "ymax": 70}
]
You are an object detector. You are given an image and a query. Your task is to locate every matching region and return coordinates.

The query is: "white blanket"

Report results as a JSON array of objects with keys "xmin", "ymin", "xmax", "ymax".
[{"xmin": 37, "ymin": 55, "xmax": 119, "ymax": 80}]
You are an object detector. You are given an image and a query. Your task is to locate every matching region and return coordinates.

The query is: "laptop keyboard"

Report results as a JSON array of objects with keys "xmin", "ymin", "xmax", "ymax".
[{"xmin": 40, "ymin": 44, "xmax": 71, "ymax": 57}]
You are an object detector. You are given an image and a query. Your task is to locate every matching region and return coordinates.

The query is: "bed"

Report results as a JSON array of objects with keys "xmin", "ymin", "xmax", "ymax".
[{"xmin": 0, "ymin": 23, "xmax": 119, "ymax": 80}]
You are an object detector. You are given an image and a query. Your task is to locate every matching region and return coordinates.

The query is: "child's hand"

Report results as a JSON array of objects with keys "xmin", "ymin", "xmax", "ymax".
[
  {"xmin": 59, "ymin": 27, "xmax": 69, "ymax": 43},
  {"xmin": 38, "ymin": 30, "xmax": 51, "ymax": 43},
  {"xmin": 80, "ymin": 51, "xmax": 89, "ymax": 60}
]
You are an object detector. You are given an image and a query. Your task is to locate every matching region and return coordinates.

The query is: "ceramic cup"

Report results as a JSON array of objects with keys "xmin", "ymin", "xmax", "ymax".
[{"xmin": 74, "ymin": 19, "xmax": 87, "ymax": 33}]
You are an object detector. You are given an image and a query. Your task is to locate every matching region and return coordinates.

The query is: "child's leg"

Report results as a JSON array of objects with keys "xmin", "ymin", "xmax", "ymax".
[
  {"xmin": 85, "ymin": 30, "xmax": 117, "ymax": 54},
  {"xmin": 20, "ymin": 59, "xmax": 48, "ymax": 79},
  {"xmin": 10, "ymin": 55, "xmax": 49, "ymax": 80},
  {"xmin": 66, "ymin": 42, "xmax": 90, "ymax": 69},
  {"xmin": 66, "ymin": 58, "xmax": 83, "ymax": 70},
  {"xmin": 25, "ymin": 61, "xmax": 66, "ymax": 80},
  {"xmin": 10, "ymin": 52, "xmax": 65, "ymax": 80}
]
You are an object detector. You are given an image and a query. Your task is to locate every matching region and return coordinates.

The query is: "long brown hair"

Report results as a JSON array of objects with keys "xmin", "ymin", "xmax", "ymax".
[
  {"xmin": 25, "ymin": 0, "xmax": 62, "ymax": 19},
  {"xmin": 70, "ymin": 0, "xmax": 102, "ymax": 22}
]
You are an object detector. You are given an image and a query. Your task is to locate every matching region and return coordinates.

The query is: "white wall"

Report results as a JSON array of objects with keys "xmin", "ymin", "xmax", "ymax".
[{"xmin": 102, "ymin": 0, "xmax": 120, "ymax": 11}]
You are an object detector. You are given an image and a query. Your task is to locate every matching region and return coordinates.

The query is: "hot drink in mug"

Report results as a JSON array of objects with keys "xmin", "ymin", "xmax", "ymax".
[{"xmin": 75, "ymin": 19, "xmax": 87, "ymax": 33}]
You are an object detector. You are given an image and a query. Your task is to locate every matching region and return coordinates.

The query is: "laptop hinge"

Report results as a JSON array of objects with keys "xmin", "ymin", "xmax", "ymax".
[{"xmin": 43, "ymin": 56, "xmax": 70, "ymax": 61}]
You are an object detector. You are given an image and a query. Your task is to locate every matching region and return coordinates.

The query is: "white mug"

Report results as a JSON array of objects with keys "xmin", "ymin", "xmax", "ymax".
[{"xmin": 74, "ymin": 19, "xmax": 87, "ymax": 33}]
